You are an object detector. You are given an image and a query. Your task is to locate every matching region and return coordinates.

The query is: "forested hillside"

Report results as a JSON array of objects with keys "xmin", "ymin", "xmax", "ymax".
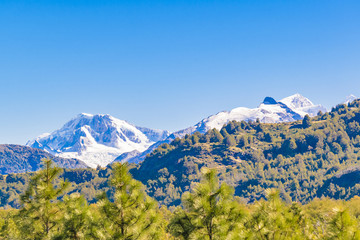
[
  {"xmin": 0, "ymin": 145, "xmax": 87, "ymax": 174},
  {"xmin": 0, "ymin": 167, "xmax": 112, "ymax": 209},
  {"xmin": 133, "ymin": 99, "xmax": 360, "ymax": 206},
  {"xmin": 2, "ymin": 100, "xmax": 360, "ymax": 209}
]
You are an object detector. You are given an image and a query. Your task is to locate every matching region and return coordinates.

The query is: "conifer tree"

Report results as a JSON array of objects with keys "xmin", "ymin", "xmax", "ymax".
[
  {"xmin": 18, "ymin": 158, "xmax": 69, "ymax": 240},
  {"xmin": 223, "ymin": 135, "xmax": 236, "ymax": 147},
  {"xmin": 237, "ymin": 135, "xmax": 248, "ymax": 148},
  {"xmin": 328, "ymin": 207, "xmax": 360, "ymax": 240},
  {"xmin": 168, "ymin": 207, "xmax": 196, "ymax": 240},
  {"xmin": 169, "ymin": 168, "xmax": 245, "ymax": 239},
  {"xmin": 302, "ymin": 114, "xmax": 312, "ymax": 128},
  {"xmin": 246, "ymin": 189, "xmax": 309, "ymax": 240},
  {"xmin": 264, "ymin": 132, "xmax": 273, "ymax": 142},
  {"xmin": 206, "ymin": 129, "xmax": 224, "ymax": 143},
  {"xmin": 0, "ymin": 209, "xmax": 21, "ymax": 239},
  {"xmin": 220, "ymin": 128, "xmax": 230, "ymax": 138},
  {"xmin": 98, "ymin": 163, "xmax": 165, "ymax": 240},
  {"xmin": 54, "ymin": 193, "xmax": 92, "ymax": 240}
]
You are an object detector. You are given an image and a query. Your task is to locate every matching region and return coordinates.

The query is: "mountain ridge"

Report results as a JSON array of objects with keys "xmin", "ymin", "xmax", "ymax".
[
  {"xmin": 27, "ymin": 113, "xmax": 170, "ymax": 167},
  {"xmin": 124, "ymin": 93, "xmax": 327, "ymax": 163},
  {"xmin": 2, "ymin": 98, "xmax": 360, "ymax": 208},
  {"xmin": 0, "ymin": 144, "xmax": 87, "ymax": 174},
  {"xmin": 28, "ymin": 94, "xmax": 338, "ymax": 166}
]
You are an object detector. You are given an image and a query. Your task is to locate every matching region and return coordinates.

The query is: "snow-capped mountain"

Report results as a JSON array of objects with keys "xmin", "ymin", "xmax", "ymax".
[
  {"xmin": 27, "ymin": 94, "xmax": 327, "ymax": 166},
  {"xmin": 123, "ymin": 94, "xmax": 327, "ymax": 163},
  {"xmin": 280, "ymin": 94, "xmax": 314, "ymax": 109},
  {"xmin": 344, "ymin": 94, "xmax": 357, "ymax": 104},
  {"xmin": 27, "ymin": 113, "xmax": 170, "ymax": 168},
  {"xmin": 279, "ymin": 93, "xmax": 326, "ymax": 117},
  {"xmin": 172, "ymin": 93, "xmax": 326, "ymax": 138}
]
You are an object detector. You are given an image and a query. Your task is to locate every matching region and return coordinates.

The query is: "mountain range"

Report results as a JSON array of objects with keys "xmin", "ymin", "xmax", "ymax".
[
  {"xmin": 27, "ymin": 94, "xmax": 351, "ymax": 167},
  {"xmin": 3, "ymin": 98, "xmax": 360, "ymax": 208},
  {"xmin": 117, "ymin": 93, "xmax": 327, "ymax": 163},
  {"xmin": 170, "ymin": 93, "xmax": 326, "ymax": 138}
]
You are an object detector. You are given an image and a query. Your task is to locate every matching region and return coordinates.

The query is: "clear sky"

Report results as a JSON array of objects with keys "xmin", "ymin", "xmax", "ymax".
[{"xmin": 1, "ymin": 0, "xmax": 359, "ymax": 144}]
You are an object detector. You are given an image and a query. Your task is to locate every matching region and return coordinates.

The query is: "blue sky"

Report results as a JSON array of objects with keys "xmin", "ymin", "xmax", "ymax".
[{"xmin": 1, "ymin": 0, "xmax": 360, "ymax": 144}]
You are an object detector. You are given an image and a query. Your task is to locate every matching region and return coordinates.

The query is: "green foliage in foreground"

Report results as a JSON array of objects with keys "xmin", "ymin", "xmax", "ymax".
[
  {"xmin": 0, "ymin": 166, "xmax": 112, "ymax": 209},
  {"xmin": 1, "ymin": 159, "xmax": 360, "ymax": 239}
]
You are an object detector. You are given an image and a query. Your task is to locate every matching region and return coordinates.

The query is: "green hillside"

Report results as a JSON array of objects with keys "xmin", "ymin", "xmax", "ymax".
[
  {"xmin": 0, "ymin": 144, "xmax": 87, "ymax": 174},
  {"xmin": 2, "ymin": 100, "xmax": 360, "ymax": 209},
  {"xmin": 133, "ymin": 100, "xmax": 360, "ymax": 206}
]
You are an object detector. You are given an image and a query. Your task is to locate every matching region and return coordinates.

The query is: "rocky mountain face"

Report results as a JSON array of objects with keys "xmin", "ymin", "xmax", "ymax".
[
  {"xmin": 0, "ymin": 144, "xmax": 87, "ymax": 174},
  {"xmin": 27, "ymin": 113, "xmax": 170, "ymax": 167}
]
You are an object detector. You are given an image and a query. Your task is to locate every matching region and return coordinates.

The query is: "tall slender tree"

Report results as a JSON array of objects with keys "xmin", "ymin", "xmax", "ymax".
[
  {"xmin": 19, "ymin": 158, "xmax": 69, "ymax": 239},
  {"xmin": 169, "ymin": 168, "xmax": 245, "ymax": 239},
  {"xmin": 98, "ymin": 163, "xmax": 165, "ymax": 239}
]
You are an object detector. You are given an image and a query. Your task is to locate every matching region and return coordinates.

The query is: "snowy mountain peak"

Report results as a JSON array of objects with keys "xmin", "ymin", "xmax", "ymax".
[
  {"xmin": 278, "ymin": 94, "xmax": 326, "ymax": 117},
  {"xmin": 279, "ymin": 93, "xmax": 314, "ymax": 109},
  {"xmin": 172, "ymin": 94, "xmax": 325, "ymax": 140},
  {"xmin": 79, "ymin": 113, "xmax": 94, "ymax": 117},
  {"xmin": 344, "ymin": 94, "xmax": 357, "ymax": 104},
  {"xmin": 27, "ymin": 114, "xmax": 170, "ymax": 168}
]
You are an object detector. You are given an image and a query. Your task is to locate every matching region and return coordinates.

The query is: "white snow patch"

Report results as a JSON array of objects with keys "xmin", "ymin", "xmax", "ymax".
[{"xmin": 27, "ymin": 113, "xmax": 170, "ymax": 167}]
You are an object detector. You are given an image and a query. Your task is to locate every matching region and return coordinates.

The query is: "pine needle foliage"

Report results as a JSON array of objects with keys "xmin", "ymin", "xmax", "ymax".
[
  {"xmin": 328, "ymin": 207, "xmax": 360, "ymax": 240},
  {"xmin": 169, "ymin": 168, "xmax": 245, "ymax": 240},
  {"xmin": 98, "ymin": 162, "xmax": 165, "ymax": 239},
  {"xmin": 245, "ymin": 189, "xmax": 310, "ymax": 240},
  {"xmin": 18, "ymin": 158, "xmax": 69, "ymax": 239},
  {"xmin": 53, "ymin": 193, "xmax": 91, "ymax": 240},
  {"xmin": 2, "ymin": 160, "xmax": 360, "ymax": 239}
]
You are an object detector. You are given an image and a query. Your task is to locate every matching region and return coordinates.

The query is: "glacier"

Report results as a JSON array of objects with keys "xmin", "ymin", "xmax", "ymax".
[{"xmin": 27, "ymin": 113, "xmax": 170, "ymax": 167}]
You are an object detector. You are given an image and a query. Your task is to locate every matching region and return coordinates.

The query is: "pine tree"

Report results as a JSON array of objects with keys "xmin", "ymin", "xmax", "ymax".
[
  {"xmin": 281, "ymin": 138, "xmax": 297, "ymax": 156},
  {"xmin": 54, "ymin": 193, "xmax": 92, "ymax": 240},
  {"xmin": 328, "ymin": 207, "xmax": 360, "ymax": 240},
  {"xmin": 18, "ymin": 158, "xmax": 69, "ymax": 239},
  {"xmin": 302, "ymin": 114, "xmax": 312, "ymax": 128},
  {"xmin": 168, "ymin": 207, "xmax": 196, "ymax": 240},
  {"xmin": 237, "ymin": 135, "xmax": 248, "ymax": 148},
  {"xmin": 0, "ymin": 209, "xmax": 21, "ymax": 239},
  {"xmin": 206, "ymin": 129, "xmax": 224, "ymax": 143},
  {"xmin": 169, "ymin": 168, "xmax": 245, "ymax": 239},
  {"xmin": 223, "ymin": 135, "xmax": 236, "ymax": 147},
  {"xmin": 264, "ymin": 132, "xmax": 273, "ymax": 142},
  {"xmin": 246, "ymin": 189, "xmax": 309, "ymax": 240},
  {"xmin": 98, "ymin": 163, "xmax": 165, "ymax": 239}
]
